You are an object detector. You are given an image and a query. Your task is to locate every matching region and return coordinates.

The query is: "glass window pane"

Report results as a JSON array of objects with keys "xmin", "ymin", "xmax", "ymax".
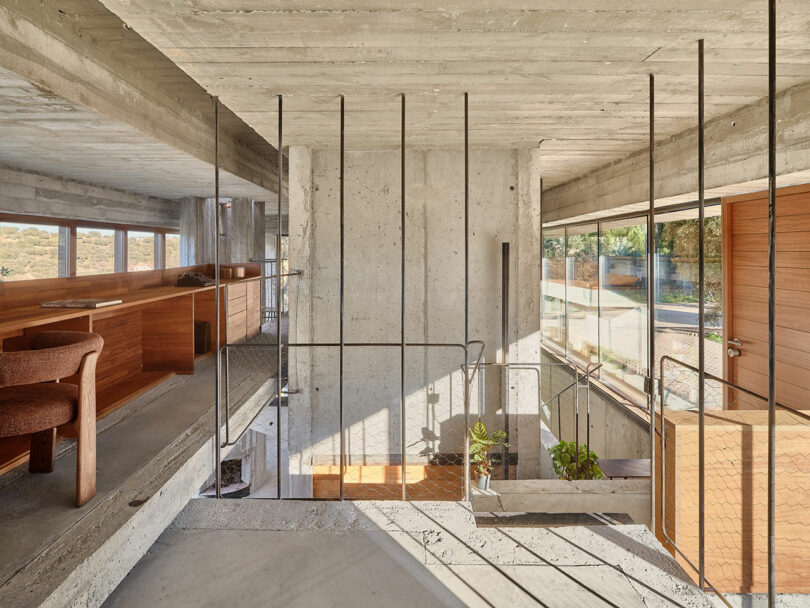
[
  {"xmin": 76, "ymin": 227, "xmax": 115, "ymax": 276},
  {"xmin": 599, "ymin": 218, "xmax": 648, "ymax": 400},
  {"xmin": 542, "ymin": 227, "xmax": 566, "ymax": 348},
  {"xmin": 0, "ymin": 222, "xmax": 60, "ymax": 281},
  {"xmin": 566, "ymin": 224, "xmax": 599, "ymax": 364},
  {"xmin": 127, "ymin": 231, "xmax": 155, "ymax": 271},
  {"xmin": 165, "ymin": 233, "xmax": 180, "ymax": 268},
  {"xmin": 655, "ymin": 205, "xmax": 723, "ymax": 410}
]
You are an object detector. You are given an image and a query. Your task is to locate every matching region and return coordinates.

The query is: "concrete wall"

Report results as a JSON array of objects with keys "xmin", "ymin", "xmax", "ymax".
[
  {"xmin": 0, "ymin": 163, "xmax": 179, "ymax": 228},
  {"xmin": 540, "ymin": 348, "xmax": 650, "ymax": 462},
  {"xmin": 179, "ymin": 197, "xmax": 264, "ymax": 266},
  {"xmin": 287, "ymin": 146, "xmax": 542, "ymax": 496}
]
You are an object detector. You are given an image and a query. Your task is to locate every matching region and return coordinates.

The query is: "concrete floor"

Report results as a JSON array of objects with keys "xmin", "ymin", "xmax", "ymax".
[{"xmin": 104, "ymin": 500, "xmax": 714, "ymax": 608}]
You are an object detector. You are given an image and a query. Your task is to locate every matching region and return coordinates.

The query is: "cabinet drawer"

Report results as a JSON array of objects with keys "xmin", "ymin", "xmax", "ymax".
[{"xmin": 227, "ymin": 283, "xmax": 247, "ymax": 301}]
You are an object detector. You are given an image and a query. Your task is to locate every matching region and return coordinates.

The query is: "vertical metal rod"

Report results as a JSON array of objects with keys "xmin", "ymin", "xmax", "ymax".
[
  {"xmin": 339, "ymin": 94, "xmax": 345, "ymax": 501},
  {"xmin": 276, "ymin": 94, "xmax": 283, "ymax": 500},
  {"xmin": 464, "ymin": 92, "xmax": 469, "ymax": 348},
  {"xmin": 557, "ymin": 394, "xmax": 561, "ymax": 439},
  {"xmin": 647, "ymin": 72, "xmax": 657, "ymax": 531},
  {"xmin": 767, "ymin": 1, "xmax": 777, "ymax": 603},
  {"xmin": 463, "ymin": 92, "xmax": 471, "ymax": 500},
  {"xmin": 564, "ymin": 228, "xmax": 569, "ymax": 356},
  {"xmin": 586, "ymin": 368, "xmax": 591, "ymax": 479},
  {"xmin": 697, "ymin": 38, "xmax": 706, "ymax": 590},
  {"xmin": 214, "ymin": 97, "xmax": 222, "ymax": 499},
  {"xmin": 574, "ymin": 368, "xmax": 580, "ymax": 472},
  {"xmin": 501, "ymin": 242, "xmax": 510, "ymax": 480},
  {"xmin": 400, "ymin": 93, "xmax": 407, "ymax": 501}
]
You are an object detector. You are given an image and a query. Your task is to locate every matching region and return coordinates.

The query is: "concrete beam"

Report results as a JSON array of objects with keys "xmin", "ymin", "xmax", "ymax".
[
  {"xmin": 543, "ymin": 80, "xmax": 810, "ymax": 224},
  {"xmin": 0, "ymin": 0, "xmax": 282, "ymax": 196},
  {"xmin": 0, "ymin": 163, "xmax": 179, "ymax": 228}
]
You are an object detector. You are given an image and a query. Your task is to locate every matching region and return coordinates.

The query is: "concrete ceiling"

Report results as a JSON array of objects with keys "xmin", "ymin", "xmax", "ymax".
[
  {"xmin": 0, "ymin": 66, "xmax": 271, "ymax": 200},
  {"xmin": 97, "ymin": 1, "xmax": 810, "ymax": 189}
]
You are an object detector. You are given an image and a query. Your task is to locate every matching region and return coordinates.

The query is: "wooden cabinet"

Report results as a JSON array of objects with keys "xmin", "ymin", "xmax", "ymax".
[{"xmin": 224, "ymin": 278, "xmax": 261, "ymax": 344}]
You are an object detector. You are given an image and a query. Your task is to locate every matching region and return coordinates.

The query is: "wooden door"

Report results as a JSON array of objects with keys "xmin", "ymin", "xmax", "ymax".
[{"xmin": 723, "ymin": 184, "xmax": 810, "ymax": 410}]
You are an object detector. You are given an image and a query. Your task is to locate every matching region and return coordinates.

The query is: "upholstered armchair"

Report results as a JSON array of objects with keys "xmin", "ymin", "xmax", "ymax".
[{"xmin": 0, "ymin": 331, "xmax": 103, "ymax": 507}]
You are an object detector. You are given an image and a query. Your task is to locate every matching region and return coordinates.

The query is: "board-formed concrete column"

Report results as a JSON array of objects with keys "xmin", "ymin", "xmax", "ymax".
[
  {"xmin": 287, "ymin": 147, "xmax": 314, "ymax": 498},
  {"xmin": 287, "ymin": 146, "xmax": 543, "ymax": 495},
  {"xmin": 180, "ymin": 197, "xmax": 214, "ymax": 266}
]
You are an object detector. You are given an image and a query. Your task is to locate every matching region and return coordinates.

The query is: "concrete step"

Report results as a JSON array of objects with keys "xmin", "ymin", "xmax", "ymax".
[{"xmin": 472, "ymin": 478, "xmax": 651, "ymax": 527}]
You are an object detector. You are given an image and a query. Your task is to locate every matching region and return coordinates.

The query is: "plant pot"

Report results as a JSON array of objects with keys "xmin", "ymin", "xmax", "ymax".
[{"xmin": 476, "ymin": 474, "xmax": 491, "ymax": 491}]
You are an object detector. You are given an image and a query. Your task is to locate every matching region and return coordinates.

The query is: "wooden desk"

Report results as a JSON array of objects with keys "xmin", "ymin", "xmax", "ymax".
[
  {"xmin": 0, "ymin": 265, "xmax": 261, "ymax": 473},
  {"xmin": 599, "ymin": 459, "xmax": 650, "ymax": 479}
]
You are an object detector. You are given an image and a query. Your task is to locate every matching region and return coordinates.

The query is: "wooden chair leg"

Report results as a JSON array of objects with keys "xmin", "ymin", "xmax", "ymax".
[
  {"xmin": 75, "ymin": 351, "xmax": 99, "ymax": 507},
  {"xmin": 75, "ymin": 417, "xmax": 96, "ymax": 507},
  {"xmin": 29, "ymin": 428, "xmax": 57, "ymax": 473}
]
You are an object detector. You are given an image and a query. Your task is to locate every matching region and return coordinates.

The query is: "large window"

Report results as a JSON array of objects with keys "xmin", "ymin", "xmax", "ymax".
[
  {"xmin": 0, "ymin": 221, "xmax": 60, "ymax": 281},
  {"xmin": 566, "ymin": 224, "xmax": 599, "ymax": 364},
  {"xmin": 541, "ymin": 204, "xmax": 723, "ymax": 408},
  {"xmin": 76, "ymin": 227, "xmax": 115, "ymax": 276},
  {"xmin": 165, "ymin": 233, "xmax": 180, "ymax": 268},
  {"xmin": 655, "ymin": 207, "xmax": 723, "ymax": 409},
  {"xmin": 0, "ymin": 214, "xmax": 179, "ymax": 280},
  {"xmin": 599, "ymin": 218, "xmax": 648, "ymax": 399},
  {"xmin": 541, "ymin": 228, "xmax": 566, "ymax": 347},
  {"xmin": 127, "ymin": 231, "xmax": 155, "ymax": 271}
]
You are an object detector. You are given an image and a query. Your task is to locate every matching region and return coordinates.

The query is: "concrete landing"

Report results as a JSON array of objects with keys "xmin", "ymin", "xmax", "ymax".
[{"xmin": 105, "ymin": 500, "xmax": 713, "ymax": 608}]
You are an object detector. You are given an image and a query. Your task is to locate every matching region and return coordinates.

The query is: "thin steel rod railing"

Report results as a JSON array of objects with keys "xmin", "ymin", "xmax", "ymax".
[
  {"xmin": 400, "ymin": 92, "xmax": 406, "ymax": 501},
  {"xmin": 463, "ymin": 91, "xmax": 471, "ymax": 501},
  {"xmin": 647, "ymin": 71, "xmax": 657, "ymax": 531},
  {"xmin": 697, "ymin": 38, "xmax": 706, "ymax": 589},
  {"xmin": 276, "ymin": 94, "xmax": 283, "ymax": 500},
  {"xmin": 339, "ymin": 94, "xmax": 345, "ymax": 500},
  {"xmin": 767, "ymin": 0, "xmax": 777, "ymax": 603},
  {"xmin": 213, "ymin": 96, "xmax": 222, "ymax": 499}
]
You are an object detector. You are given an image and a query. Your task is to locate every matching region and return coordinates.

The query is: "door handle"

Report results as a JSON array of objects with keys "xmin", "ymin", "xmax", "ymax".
[
  {"xmin": 728, "ymin": 337, "xmax": 743, "ymax": 347},
  {"xmin": 728, "ymin": 348, "xmax": 741, "ymax": 358}
]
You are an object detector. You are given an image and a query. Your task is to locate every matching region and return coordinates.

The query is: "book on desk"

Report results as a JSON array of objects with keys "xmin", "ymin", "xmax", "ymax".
[{"xmin": 41, "ymin": 298, "xmax": 123, "ymax": 309}]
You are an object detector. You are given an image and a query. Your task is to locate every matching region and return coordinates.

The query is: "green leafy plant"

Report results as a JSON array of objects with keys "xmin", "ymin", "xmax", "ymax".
[
  {"xmin": 549, "ymin": 441, "xmax": 605, "ymax": 480},
  {"xmin": 469, "ymin": 421, "xmax": 508, "ymax": 477}
]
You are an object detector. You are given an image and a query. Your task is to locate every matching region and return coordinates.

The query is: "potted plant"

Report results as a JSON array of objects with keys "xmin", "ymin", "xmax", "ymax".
[
  {"xmin": 469, "ymin": 421, "xmax": 508, "ymax": 491},
  {"xmin": 549, "ymin": 440, "xmax": 605, "ymax": 480}
]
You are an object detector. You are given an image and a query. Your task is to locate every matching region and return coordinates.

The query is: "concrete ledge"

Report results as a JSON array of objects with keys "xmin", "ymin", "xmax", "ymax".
[
  {"xmin": 472, "ymin": 479, "xmax": 651, "ymax": 527},
  {"xmin": 0, "ymin": 367, "xmax": 273, "ymax": 608}
]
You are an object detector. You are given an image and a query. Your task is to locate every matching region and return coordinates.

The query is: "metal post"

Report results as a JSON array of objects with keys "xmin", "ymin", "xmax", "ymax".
[
  {"xmin": 463, "ymin": 92, "xmax": 471, "ymax": 500},
  {"xmin": 697, "ymin": 39, "xmax": 706, "ymax": 590},
  {"xmin": 501, "ymin": 242, "xmax": 510, "ymax": 480},
  {"xmin": 276, "ymin": 94, "xmax": 283, "ymax": 500},
  {"xmin": 647, "ymin": 72, "xmax": 656, "ymax": 531},
  {"xmin": 213, "ymin": 97, "xmax": 222, "ymax": 499},
  {"xmin": 767, "ymin": 1, "xmax": 777, "ymax": 603},
  {"xmin": 339, "ymin": 94, "xmax": 346, "ymax": 501},
  {"xmin": 400, "ymin": 93, "xmax": 407, "ymax": 501}
]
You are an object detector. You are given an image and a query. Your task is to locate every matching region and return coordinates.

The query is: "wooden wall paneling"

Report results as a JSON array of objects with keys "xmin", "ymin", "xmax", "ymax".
[
  {"xmin": 91, "ymin": 309, "xmax": 143, "ymax": 407},
  {"xmin": 141, "ymin": 293, "xmax": 195, "ymax": 374}
]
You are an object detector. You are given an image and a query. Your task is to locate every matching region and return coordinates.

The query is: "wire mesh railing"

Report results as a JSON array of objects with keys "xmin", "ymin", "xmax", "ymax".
[{"xmin": 659, "ymin": 356, "xmax": 810, "ymax": 604}]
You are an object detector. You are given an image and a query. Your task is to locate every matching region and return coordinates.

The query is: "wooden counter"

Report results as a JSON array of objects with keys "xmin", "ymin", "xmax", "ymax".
[
  {"xmin": 656, "ymin": 408, "xmax": 810, "ymax": 594},
  {"xmin": 0, "ymin": 265, "xmax": 261, "ymax": 474}
]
